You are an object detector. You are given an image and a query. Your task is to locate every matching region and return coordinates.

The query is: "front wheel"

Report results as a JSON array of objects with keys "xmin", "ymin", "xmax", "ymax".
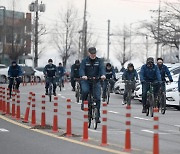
[
  {"xmin": 93, "ymin": 108, "xmax": 98, "ymax": 130},
  {"xmin": 88, "ymin": 106, "xmax": 92, "ymax": 128},
  {"xmin": 160, "ymin": 93, "xmax": 166, "ymax": 114}
]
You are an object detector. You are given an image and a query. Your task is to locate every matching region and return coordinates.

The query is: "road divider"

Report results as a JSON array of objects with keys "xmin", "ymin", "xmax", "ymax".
[
  {"xmin": 0, "ymin": 87, "xmax": 2, "ymax": 112},
  {"xmin": 52, "ymin": 96, "xmax": 58, "ymax": 133},
  {"xmin": 16, "ymin": 90, "xmax": 21, "ymax": 120},
  {"xmin": 66, "ymin": 99, "xmax": 72, "ymax": 137},
  {"xmin": 23, "ymin": 92, "xmax": 32, "ymax": 123},
  {"xmin": 82, "ymin": 101, "xmax": 88, "ymax": 142},
  {"xmin": 6, "ymin": 88, "xmax": 10, "ymax": 115},
  {"xmin": 41, "ymin": 95, "xmax": 46, "ymax": 127},
  {"xmin": 153, "ymin": 108, "xmax": 159, "ymax": 154},
  {"xmin": 31, "ymin": 93, "xmax": 36, "ymax": 126},
  {"xmin": 11, "ymin": 90, "xmax": 16, "ymax": 118},
  {"xmin": 101, "ymin": 102, "xmax": 108, "ymax": 146},
  {"xmin": 2, "ymin": 87, "xmax": 6, "ymax": 115},
  {"xmin": 124, "ymin": 105, "xmax": 131, "ymax": 152}
]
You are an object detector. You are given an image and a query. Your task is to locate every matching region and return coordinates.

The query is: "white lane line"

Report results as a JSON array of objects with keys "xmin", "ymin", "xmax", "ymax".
[
  {"xmin": 141, "ymin": 130, "xmax": 174, "ymax": 135},
  {"xmin": 0, "ymin": 128, "xmax": 9, "ymax": 132},
  {"xmin": 134, "ymin": 117, "xmax": 151, "ymax": 121},
  {"xmin": 108, "ymin": 111, "xmax": 119, "ymax": 114},
  {"xmin": 58, "ymin": 94, "xmax": 62, "ymax": 96},
  {"xmin": 61, "ymin": 96, "xmax": 66, "ymax": 99}
]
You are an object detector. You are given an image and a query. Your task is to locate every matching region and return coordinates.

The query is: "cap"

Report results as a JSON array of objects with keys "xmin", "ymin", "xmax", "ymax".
[
  {"xmin": 48, "ymin": 59, "xmax": 53, "ymax": 63},
  {"xmin": 88, "ymin": 47, "xmax": 96, "ymax": 54}
]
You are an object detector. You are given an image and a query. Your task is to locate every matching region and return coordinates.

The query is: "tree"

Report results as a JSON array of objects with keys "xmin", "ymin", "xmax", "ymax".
[
  {"xmin": 113, "ymin": 26, "xmax": 131, "ymax": 67},
  {"xmin": 51, "ymin": 5, "xmax": 80, "ymax": 68}
]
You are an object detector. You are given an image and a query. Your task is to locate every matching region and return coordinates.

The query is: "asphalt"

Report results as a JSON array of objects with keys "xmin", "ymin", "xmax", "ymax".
[{"xmin": 1, "ymin": 82, "xmax": 180, "ymax": 154}]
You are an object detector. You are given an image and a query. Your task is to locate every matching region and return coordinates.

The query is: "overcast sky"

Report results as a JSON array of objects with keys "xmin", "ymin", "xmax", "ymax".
[{"xmin": 0, "ymin": 0, "xmax": 179, "ymax": 67}]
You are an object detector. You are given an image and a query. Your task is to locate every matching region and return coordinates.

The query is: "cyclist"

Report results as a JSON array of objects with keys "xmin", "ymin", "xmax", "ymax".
[
  {"xmin": 43, "ymin": 59, "xmax": 57, "ymax": 96},
  {"xmin": 140, "ymin": 57, "xmax": 161, "ymax": 113},
  {"xmin": 80, "ymin": 47, "xmax": 106, "ymax": 123},
  {"xmin": 8, "ymin": 61, "xmax": 22, "ymax": 96},
  {"xmin": 122, "ymin": 63, "xmax": 138, "ymax": 105},
  {"xmin": 157, "ymin": 58, "xmax": 173, "ymax": 91},
  {"xmin": 71, "ymin": 60, "xmax": 80, "ymax": 91},
  {"xmin": 102, "ymin": 63, "xmax": 116, "ymax": 100},
  {"xmin": 57, "ymin": 62, "xmax": 65, "ymax": 88}
]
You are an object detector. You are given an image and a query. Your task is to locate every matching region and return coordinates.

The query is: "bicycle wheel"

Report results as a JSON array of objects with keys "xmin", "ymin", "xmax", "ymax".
[
  {"xmin": 127, "ymin": 90, "xmax": 132, "ymax": 106},
  {"xmin": 146, "ymin": 94, "xmax": 150, "ymax": 116},
  {"xmin": 161, "ymin": 93, "xmax": 166, "ymax": 114},
  {"xmin": 149, "ymin": 94, "xmax": 154, "ymax": 117},
  {"xmin": 88, "ymin": 105, "xmax": 92, "ymax": 128},
  {"xmin": 49, "ymin": 84, "xmax": 52, "ymax": 102},
  {"xmin": 93, "ymin": 107, "xmax": 98, "ymax": 130},
  {"xmin": 106, "ymin": 85, "xmax": 110, "ymax": 104},
  {"xmin": 76, "ymin": 84, "xmax": 80, "ymax": 103}
]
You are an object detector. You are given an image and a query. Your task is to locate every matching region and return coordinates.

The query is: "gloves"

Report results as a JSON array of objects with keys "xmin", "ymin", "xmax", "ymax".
[
  {"xmin": 82, "ymin": 76, "xmax": 87, "ymax": 80},
  {"xmin": 101, "ymin": 75, "xmax": 106, "ymax": 80}
]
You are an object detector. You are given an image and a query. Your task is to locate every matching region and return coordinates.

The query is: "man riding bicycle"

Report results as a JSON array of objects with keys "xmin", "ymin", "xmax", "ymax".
[
  {"xmin": 8, "ymin": 61, "xmax": 22, "ymax": 97},
  {"xmin": 71, "ymin": 60, "xmax": 80, "ymax": 91},
  {"xmin": 140, "ymin": 57, "xmax": 161, "ymax": 113},
  {"xmin": 43, "ymin": 59, "xmax": 57, "ymax": 96},
  {"xmin": 80, "ymin": 47, "xmax": 106, "ymax": 123},
  {"xmin": 122, "ymin": 63, "xmax": 138, "ymax": 105},
  {"xmin": 57, "ymin": 62, "xmax": 65, "ymax": 88},
  {"xmin": 156, "ymin": 58, "xmax": 173, "ymax": 91},
  {"xmin": 102, "ymin": 63, "xmax": 116, "ymax": 100}
]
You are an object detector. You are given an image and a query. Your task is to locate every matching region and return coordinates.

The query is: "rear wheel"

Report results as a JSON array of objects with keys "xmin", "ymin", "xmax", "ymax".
[{"xmin": 76, "ymin": 85, "xmax": 80, "ymax": 103}]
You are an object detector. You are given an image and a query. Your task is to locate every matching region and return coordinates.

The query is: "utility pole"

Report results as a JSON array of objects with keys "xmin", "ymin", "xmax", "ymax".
[
  {"xmin": 34, "ymin": 0, "xmax": 38, "ymax": 68},
  {"xmin": 156, "ymin": 0, "xmax": 161, "ymax": 59},
  {"xmin": 12, "ymin": 0, "xmax": 15, "ymax": 60},
  {"xmin": 123, "ymin": 37, "xmax": 126, "ymax": 66},
  {"xmin": 83, "ymin": 0, "xmax": 87, "ymax": 58},
  {"xmin": 146, "ymin": 35, "xmax": 149, "ymax": 59},
  {"xmin": 29, "ymin": 0, "xmax": 45, "ymax": 67},
  {"xmin": 107, "ymin": 19, "xmax": 110, "ymax": 62}
]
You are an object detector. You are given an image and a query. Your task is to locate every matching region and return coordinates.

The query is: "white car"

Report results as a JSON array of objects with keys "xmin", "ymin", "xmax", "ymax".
[
  {"xmin": 166, "ymin": 82, "xmax": 180, "ymax": 109},
  {"xmin": 34, "ymin": 69, "xmax": 45, "ymax": 82}
]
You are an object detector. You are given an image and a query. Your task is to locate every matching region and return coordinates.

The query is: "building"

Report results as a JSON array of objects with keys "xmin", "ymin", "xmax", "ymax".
[{"xmin": 0, "ymin": 9, "xmax": 31, "ymax": 65}]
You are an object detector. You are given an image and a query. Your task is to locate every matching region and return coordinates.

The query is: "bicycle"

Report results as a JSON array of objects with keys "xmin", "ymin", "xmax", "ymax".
[
  {"xmin": 123, "ymin": 80, "xmax": 136, "ymax": 105},
  {"xmin": 156, "ymin": 81, "xmax": 166, "ymax": 114},
  {"xmin": 9, "ymin": 77, "xmax": 20, "ymax": 98},
  {"xmin": 145, "ymin": 82, "xmax": 159, "ymax": 117},
  {"xmin": 74, "ymin": 78, "xmax": 81, "ymax": 103},
  {"xmin": 102, "ymin": 79, "xmax": 111, "ymax": 104},
  {"xmin": 86, "ymin": 77, "xmax": 100, "ymax": 130},
  {"xmin": 46, "ymin": 77, "xmax": 54, "ymax": 102},
  {"xmin": 57, "ymin": 76, "xmax": 63, "ymax": 91}
]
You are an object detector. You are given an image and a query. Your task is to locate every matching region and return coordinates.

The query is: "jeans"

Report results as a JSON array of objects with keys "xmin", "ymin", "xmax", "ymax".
[
  {"xmin": 81, "ymin": 80, "xmax": 101, "ymax": 117},
  {"xmin": 142, "ymin": 82, "xmax": 159, "ymax": 107},
  {"xmin": 123, "ymin": 83, "xmax": 135, "ymax": 101},
  {"xmin": 45, "ymin": 77, "xmax": 56, "ymax": 92}
]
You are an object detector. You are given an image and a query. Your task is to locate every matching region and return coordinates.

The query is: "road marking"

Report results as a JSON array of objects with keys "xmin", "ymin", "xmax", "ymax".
[
  {"xmin": 0, "ymin": 115, "xmax": 127, "ymax": 154},
  {"xmin": 108, "ymin": 111, "xmax": 119, "ymax": 114},
  {"xmin": 0, "ymin": 128, "xmax": 9, "ymax": 132},
  {"xmin": 134, "ymin": 117, "xmax": 151, "ymax": 121},
  {"xmin": 61, "ymin": 96, "xmax": 66, "ymax": 99},
  {"xmin": 141, "ymin": 129, "xmax": 177, "ymax": 135}
]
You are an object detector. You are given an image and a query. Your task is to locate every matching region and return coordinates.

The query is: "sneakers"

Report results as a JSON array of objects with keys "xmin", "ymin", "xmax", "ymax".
[
  {"xmin": 72, "ymin": 88, "xmax": 75, "ymax": 91},
  {"xmin": 142, "ymin": 106, "xmax": 146, "ymax": 113},
  {"xmin": 53, "ymin": 92, "xmax": 56, "ymax": 96},
  {"xmin": 122, "ymin": 100, "xmax": 126, "ymax": 105},
  {"xmin": 45, "ymin": 92, "xmax": 48, "ymax": 95}
]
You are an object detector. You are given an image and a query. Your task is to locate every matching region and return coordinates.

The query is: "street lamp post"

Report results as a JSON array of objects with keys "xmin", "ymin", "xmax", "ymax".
[
  {"xmin": 0, "ymin": 6, "xmax": 6, "ymax": 64},
  {"xmin": 29, "ymin": 0, "xmax": 45, "ymax": 67}
]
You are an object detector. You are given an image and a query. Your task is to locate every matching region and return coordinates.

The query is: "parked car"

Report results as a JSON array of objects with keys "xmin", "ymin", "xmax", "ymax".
[
  {"xmin": 35, "ymin": 67, "xmax": 44, "ymax": 72},
  {"xmin": 34, "ymin": 69, "xmax": 45, "ymax": 82}
]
